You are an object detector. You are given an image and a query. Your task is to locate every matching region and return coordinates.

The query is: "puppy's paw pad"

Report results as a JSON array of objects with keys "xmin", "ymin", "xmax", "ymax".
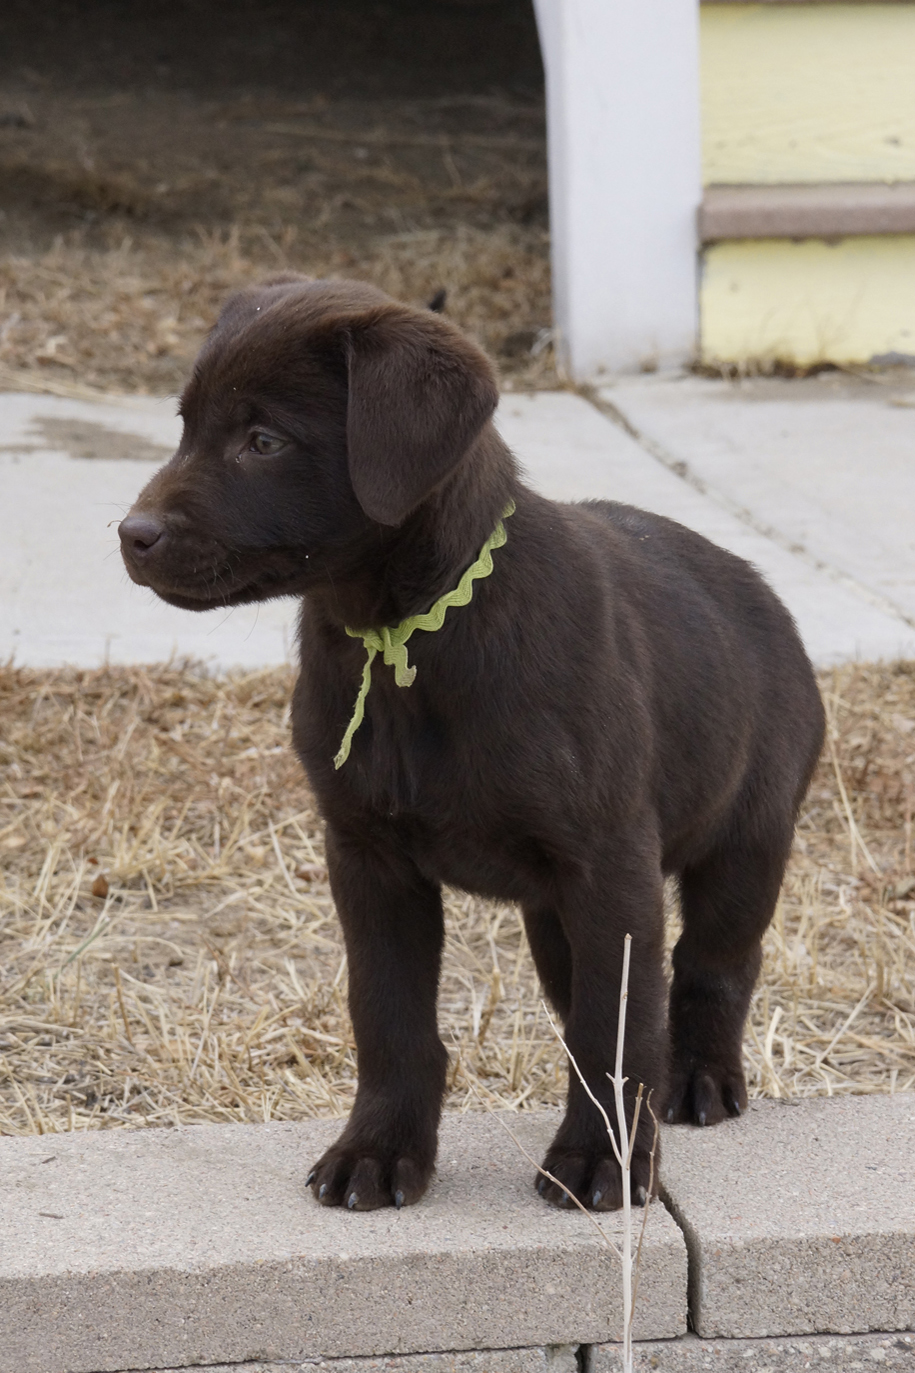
[
  {"xmin": 307, "ymin": 1143, "xmax": 433, "ymax": 1210},
  {"xmin": 536, "ymin": 1147, "xmax": 653, "ymax": 1212},
  {"xmin": 664, "ymin": 1065, "xmax": 747, "ymax": 1127}
]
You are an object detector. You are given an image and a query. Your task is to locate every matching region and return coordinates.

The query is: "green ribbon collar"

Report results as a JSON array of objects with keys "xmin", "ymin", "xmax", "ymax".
[{"xmin": 334, "ymin": 501, "xmax": 515, "ymax": 769}]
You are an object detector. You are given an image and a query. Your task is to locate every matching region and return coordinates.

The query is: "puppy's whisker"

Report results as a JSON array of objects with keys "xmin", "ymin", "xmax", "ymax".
[
  {"xmin": 243, "ymin": 603, "xmax": 261, "ymax": 643},
  {"xmin": 209, "ymin": 606, "xmax": 238, "ymax": 635}
]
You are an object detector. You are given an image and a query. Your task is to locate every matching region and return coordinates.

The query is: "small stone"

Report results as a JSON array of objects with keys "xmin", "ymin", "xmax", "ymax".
[
  {"xmin": 91, "ymin": 873, "xmax": 109, "ymax": 898},
  {"xmin": 295, "ymin": 863, "xmax": 327, "ymax": 882}
]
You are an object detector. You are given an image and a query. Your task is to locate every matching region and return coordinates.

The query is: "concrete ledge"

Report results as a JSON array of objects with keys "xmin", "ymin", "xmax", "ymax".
[
  {"xmin": 590, "ymin": 1331, "xmax": 915, "ymax": 1371},
  {"xmin": 0, "ymin": 1112, "xmax": 686, "ymax": 1373},
  {"xmin": 661, "ymin": 1096, "xmax": 915, "ymax": 1338},
  {"xmin": 124, "ymin": 1330, "xmax": 915, "ymax": 1373},
  {"xmin": 701, "ymin": 183, "xmax": 915, "ymax": 242},
  {"xmin": 4, "ymin": 1097, "xmax": 915, "ymax": 1371},
  {"xmin": 153, "ymin": 1350, "xmax": 579, "ymax": 1372},
  {"xmin": 151, "ymin": 1350, "xmax": 579, "ymax": 1372}
]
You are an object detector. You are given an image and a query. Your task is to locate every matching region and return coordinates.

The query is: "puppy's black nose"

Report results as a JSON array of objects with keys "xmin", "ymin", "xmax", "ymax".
[{"xmin": 119, "ymin": 513, "xmax": 165, "ymax": 556}]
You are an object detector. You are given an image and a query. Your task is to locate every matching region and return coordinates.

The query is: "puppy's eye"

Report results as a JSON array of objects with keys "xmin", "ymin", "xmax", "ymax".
[{"xmin": 248, "ymin": 431, "xmax": 286, "ymax": 456}]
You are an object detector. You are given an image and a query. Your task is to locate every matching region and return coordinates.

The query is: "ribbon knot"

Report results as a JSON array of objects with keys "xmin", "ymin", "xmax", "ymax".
[{"xmin": 333, "ymin": 501, "xmax": 515, "ymax": 768}]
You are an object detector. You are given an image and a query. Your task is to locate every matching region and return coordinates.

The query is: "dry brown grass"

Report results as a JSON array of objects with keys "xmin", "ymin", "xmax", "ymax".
[
  {"xmin": 0, "ymin": 88, "xmax": 554, "ymax": 396},
  {"xmin": 1, "ymin": 661, "xmax": 914, "ymax": 1138},
  {"xmin": 0, "ymin": 221, "xmax": 554, "ymax": 400}
]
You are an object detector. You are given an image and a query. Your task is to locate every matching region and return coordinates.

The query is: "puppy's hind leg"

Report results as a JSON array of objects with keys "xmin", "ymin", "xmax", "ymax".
[
  {"xmin": 665, "ymin": 820, "xmax": 794, "ymax": 1126},
  {"xmin": 533, "ymin": 831, "xmax": 668, "ymax": 1212},
  {"xmin": 522, "ymin": 903, "xmax": 573, "ymax": 1020}
]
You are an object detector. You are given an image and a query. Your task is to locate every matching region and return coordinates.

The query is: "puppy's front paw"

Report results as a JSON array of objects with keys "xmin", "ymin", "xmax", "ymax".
[
  {"xmin": 536, "ymin": 1144, "xmax": 654, "ymax": 1212},
  {"xmin": 307, "ymin": 1142, "xmax": 433, "ymax": 1211},
  {"xmin": 664, "ymin": 1063, "xmax": 747, "ymax": 1127}
]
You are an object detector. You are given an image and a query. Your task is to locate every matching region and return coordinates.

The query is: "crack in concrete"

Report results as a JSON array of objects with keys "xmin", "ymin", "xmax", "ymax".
[{"xmin": 579, "ymin": 384, "xmax": 915, "ymax": 635}]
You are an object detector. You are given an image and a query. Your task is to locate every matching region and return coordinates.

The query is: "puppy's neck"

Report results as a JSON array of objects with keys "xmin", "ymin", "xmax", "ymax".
[{"xmin": 314, "ymin": 426, "xmax": 519, "ymax": 631}]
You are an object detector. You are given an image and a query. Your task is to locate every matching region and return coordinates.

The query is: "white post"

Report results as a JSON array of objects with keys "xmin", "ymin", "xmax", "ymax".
[{"xmin": 533, "ymin": 0, "xmax": 702, "ymax": 380}]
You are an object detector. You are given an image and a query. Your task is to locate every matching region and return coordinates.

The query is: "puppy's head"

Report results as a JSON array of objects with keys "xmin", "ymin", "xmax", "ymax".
[{"xmin": 119, "ymin": 274, "xmax": 498, "ymax": 610}]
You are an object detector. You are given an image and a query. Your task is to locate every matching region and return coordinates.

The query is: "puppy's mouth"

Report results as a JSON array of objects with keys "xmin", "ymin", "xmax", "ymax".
[{"xmin": 124, "ymin": 553, "xmax": 306, "ymax": 611}]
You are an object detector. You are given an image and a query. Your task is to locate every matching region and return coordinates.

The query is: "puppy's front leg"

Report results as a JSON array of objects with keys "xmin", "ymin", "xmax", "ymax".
[{"xmin": 308, "ymin": 825, "xmax": 448, "ymax": 1210}]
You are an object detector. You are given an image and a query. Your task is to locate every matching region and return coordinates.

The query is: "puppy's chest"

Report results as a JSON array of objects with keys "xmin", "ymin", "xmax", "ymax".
[
  {"xmin": 343, "ymin": 692, "xmax": 458, "ymax": 819},
  {"xmin": 324, "ymin": 709, "xmax": 588, "ymax": 903}
]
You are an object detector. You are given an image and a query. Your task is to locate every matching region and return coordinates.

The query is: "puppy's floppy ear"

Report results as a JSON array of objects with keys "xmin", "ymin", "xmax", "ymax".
[{"xmin": 345, "ymin": 306, "xmax": 499, "ymax": 526}]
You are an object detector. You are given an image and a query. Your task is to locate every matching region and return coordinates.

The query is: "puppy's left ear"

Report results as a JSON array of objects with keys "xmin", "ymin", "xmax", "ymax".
[{"xmin": 345, "ymin": 306, "xmax": 499, "ymax": 526}]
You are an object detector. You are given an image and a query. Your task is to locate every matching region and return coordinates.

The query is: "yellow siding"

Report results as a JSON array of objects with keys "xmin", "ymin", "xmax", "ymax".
[
  {"xmin": 700, "ymin": 236, "xmax": 915, "ymax": 365},
  {"xmin": 701, "ymin": 5, "xmax": 915, "ymax": 184}
]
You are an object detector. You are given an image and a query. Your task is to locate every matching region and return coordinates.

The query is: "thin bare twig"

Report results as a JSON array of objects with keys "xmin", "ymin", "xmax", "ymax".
[
  {"xmin": 630, "ymin": 1093, "xmax": 661, "ymax": 1328},
  {"xmin": 540, "ymin": 935, "xmax": 644, "ymax": 1373},
  {"xmin": 610, "ymin": 933, "xmax": 635, "ymax": 1373}
]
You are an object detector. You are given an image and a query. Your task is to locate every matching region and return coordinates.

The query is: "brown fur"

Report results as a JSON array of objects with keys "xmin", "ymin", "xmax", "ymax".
[{"xmin": 119, "ymin": 275, "xmax": 825, "ymax": 1212}]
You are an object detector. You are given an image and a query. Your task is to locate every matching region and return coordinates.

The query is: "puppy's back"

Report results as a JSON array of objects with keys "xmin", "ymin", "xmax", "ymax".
[{"xmin": 574, "ymin": 497, "xmax": 824, "ymax": 815}]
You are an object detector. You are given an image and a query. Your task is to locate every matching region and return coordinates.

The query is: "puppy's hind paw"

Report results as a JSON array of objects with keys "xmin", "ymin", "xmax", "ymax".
[
  {"xmin": 535, "ymin": 1146, "xmax": 654, "ymax": 1212},
  {"xmin": 664, "ymin": 1065, "xmax": 747, "ymax": 1127}
]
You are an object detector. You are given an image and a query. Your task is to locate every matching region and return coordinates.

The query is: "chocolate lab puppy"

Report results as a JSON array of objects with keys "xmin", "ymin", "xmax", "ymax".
[{"xmin": 119, "ymin": 275, "xmax": 825, "ymax": 1212}]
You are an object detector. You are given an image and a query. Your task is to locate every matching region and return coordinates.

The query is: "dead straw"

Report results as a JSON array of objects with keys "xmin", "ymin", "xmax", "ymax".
[{"xmin": 1, "ymin": 659, "xmax": 914, "ymax": 1137}]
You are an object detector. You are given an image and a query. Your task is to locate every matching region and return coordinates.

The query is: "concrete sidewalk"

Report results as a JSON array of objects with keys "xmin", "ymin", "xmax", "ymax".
[
  {"xmin": 0, "ymin": 393, "xmax": 293, "ymax": 669},
  {"xmin": 0, "ymin": 1097, "xmax": 912, "ymax": 1372},
  {"xmin": 2, "ymin": 376, "xmax": 914, "ymax": 670},
  {"xmin": 604, "ymin": 373, "xmax": 915, "ymax": 629},
  {"xmin": 501, "ymin": 386, "xmax": 915, "ymax": 665}
]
